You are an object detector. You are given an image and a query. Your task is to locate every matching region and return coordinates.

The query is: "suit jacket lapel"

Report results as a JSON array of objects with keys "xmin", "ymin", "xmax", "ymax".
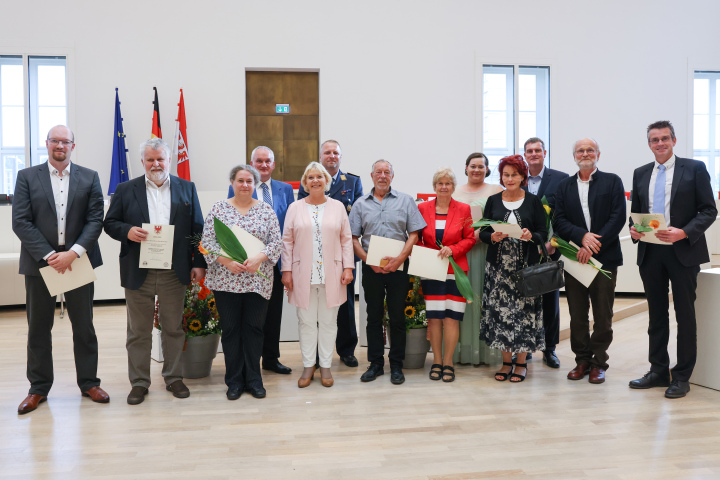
[
  {"xmin": 427, "ymin": 200, "xmax": 437, "ymax": 246},
  {"xmin": 169, "ymin": 176, "xmax": 179, "ymax": 224},
  {"xmin": 37, "ymin": 164, "xmax": 57, "ymax": 216},
  {"xmin": 586, "ymin": 173, "xmax": 597, "ymax": 231},
  {"xmin": 537, "ymin": 169, "xmax": 550, "ymax": 199},
  {"xmin": 66, "ymin": 163, "xmax": 80, "ymax": 214},
  {"xmin": 445, "ymin": 199, "xmax": 458, "ymax": 244},
  {"xmin": 670, "ymin": 158, "xmax": 684, "ymax": 206},
  {"xmin": 329, "ymin": 171, "xmax": 343, "ymax": 197},
  {"xmin": 133, "ymin": 177, "xmax": 151, "ymax": 223},
  {"xmin": 638, "ymin": 164, "xmax": 653, "ymax": 211},
  {"xmin": 566, "ymin": 175, "xmax": 587, "ymax": 229}
]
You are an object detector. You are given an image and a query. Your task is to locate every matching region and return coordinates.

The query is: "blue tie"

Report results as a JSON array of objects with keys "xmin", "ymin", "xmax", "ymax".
[
  {"xmin": 261, "ymin": 182, "xmax": 273, "ymax": 207},
  {"xmin": 652, "ymin": 164, "xmax": 666, "ymax": 216}
]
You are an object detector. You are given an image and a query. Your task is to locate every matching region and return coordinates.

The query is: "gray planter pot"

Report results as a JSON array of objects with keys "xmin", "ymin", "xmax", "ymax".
[
  {"xmin": 404, "ymin": 327, "xmax": 430, "ymax": 369},
  {"xmin": 182, "ymin": 334, "xmax": 221, "ymax": 379}
]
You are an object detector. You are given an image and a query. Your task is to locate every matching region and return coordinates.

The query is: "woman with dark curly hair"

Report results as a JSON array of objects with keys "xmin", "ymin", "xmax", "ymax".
[{"xmin": 479, "ymin": 155, "xmax": 547, "ymax": 383}]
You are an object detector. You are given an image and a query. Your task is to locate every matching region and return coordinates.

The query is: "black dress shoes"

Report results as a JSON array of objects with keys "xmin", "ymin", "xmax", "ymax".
[
  {"xmin": 665, "ymin": 380, "xmax": 690, "ymax": 399},
  {"xmin": 543, "ymin": 351, "xmax": 560, "ymax": 369},
  {"xmin": 360, "ymin": 364, "xmax": 384, "ymax": 382},
  {"xmin": 262, "ymin": 361, "xmax": 292, "ymax": 375},
  {"xmin": 247, "ymin": 385, "xmax": 266, "ymax": 398},
  {"xmin": 340, "ymin": 355, "xmax": 359, "ymax": 367},
  {"xmin": 226, "ymin": 387, "xmax": 242, "ymax": 400},
  {"xmin": 390, "ymin": 368, "xmax": 405, "ymax": 385},
  {"xmin": 629, "ymin": 371, "xmax": 671, "ymax": 389}
]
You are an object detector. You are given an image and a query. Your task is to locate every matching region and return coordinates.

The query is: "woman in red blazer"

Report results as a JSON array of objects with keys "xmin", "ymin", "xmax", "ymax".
[{"xmin": 417, "ymin": 168, "xmax": 476, "ymax": 382}]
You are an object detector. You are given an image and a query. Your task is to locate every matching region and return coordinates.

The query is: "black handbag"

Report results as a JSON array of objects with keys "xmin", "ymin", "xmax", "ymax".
[{"xmin": 511, "ymin": 233, "xmax": 564, "ymax": 297}]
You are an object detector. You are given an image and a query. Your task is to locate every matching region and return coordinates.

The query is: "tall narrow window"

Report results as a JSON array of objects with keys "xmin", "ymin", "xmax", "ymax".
[
  {"xmin": 482, "ymin": 64, "xmax": 550, "ymax": 182},
  {"xmin": 694, "ymin": 71, "xmax": 720, "ymax": 193},
  {"xmin": 0, "ymin": 55, "xmax": 67, "ymax": 195}
]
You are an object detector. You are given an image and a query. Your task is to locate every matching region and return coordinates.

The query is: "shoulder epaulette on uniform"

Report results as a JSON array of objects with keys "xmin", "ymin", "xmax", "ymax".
[{"xmin": 345, "ymin": 172, "xmax": 360, "ymax": 178}]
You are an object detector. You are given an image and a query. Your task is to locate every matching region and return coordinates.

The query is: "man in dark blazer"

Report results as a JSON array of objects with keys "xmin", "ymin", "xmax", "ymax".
[
  {"xmin": 554, "ymin": 138, "xmax": 626, "ymax": 384},
  {"xmin": 628, "ymin": 120, "xmax": 717, "ymax": 399},
  {"xmin": 12, "ymin": 125, "xmax": 109, "ymax": 414},
  {"xmin": 523, "ymin": 137, "xmax": 569, "ymax": 368},
  {"xmin": 104, "ymin": 138, "xmax": 206, "ymax": 404},
  {"xmin": 228, "ymin": 146, "xmax": 295, "ymax": 374},
  {"xmin": 297, "ymin": 139, "xmax": 363, "ymax": 367}
]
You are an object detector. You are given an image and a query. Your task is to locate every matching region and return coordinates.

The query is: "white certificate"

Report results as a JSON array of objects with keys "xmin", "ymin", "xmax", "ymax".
[
  {"xmin": 139, "ymin": 223, "xmax": 175, "ymax": 269},
  {"xmin": 40, "ymin": 254, "xmax": 97, "ymax": 297},
  {"xmin": 469, "ymin": 203, "xmax": 484, "ymax": 221},
  {"xmin": 630, "ymin": 213, "xmax": 672, "ymax": 245},
  {"xmin": 408, "ymin": 245, "xmax": 449, "ymax": 281},
  {"xmin": 561, "ymin": 241, "xmax": 603, "ymax": 288},
  {"xmin": 366, "ymin": 235, "xmax": 405, "ymax": 271},
  {"xmin": 220, "ymin": 225, "xmax": 266, "ymax": 258},
  {"xmin": 491, "ymin": 223, "xmax": 525, "ymax": 239}
]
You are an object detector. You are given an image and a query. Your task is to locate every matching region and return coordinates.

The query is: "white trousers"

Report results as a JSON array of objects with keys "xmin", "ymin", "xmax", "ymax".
[{"xmin": 297, "ymin": 285, "xmax": 340, "ymax": 368}]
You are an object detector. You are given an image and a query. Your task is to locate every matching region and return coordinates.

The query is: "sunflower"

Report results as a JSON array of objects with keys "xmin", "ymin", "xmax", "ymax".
[
  {"xmin": 208, "ymin": 298, "xmax": 216, "ymax": 309},
  {"xmin": 188, "ymin": 319, "xmax": 202, "ymax": 331},
  {"xmin": 404, "ymin": 306, "xmax": 416, "ymax": 319},
  {"xmin": 406, "ymin": 292, "xmax": 413, "ymax": 303}
]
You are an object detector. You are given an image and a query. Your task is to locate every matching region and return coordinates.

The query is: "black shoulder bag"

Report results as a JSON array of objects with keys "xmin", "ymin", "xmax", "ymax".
[{"xmin": 511, "ymin": 232, "xmax": 565, "ymax": 297}]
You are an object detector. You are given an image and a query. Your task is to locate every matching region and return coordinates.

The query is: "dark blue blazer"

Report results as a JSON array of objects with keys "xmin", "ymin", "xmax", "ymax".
[
  {"xmin": 228, "ymin": 178, "xmax": 294, "ymax": 269},
  {"xmin": 523, "ymin": 167, "xmax": 569, "ymax": 208},
  {"xmin": 553, "ymin": 170, "xmax": 626, "ymax": 268},
  {"xmin": 12, "ymin": 162, "xmax": 104, "ymax": 276},
  {"xmin": 104, "ymin": 175, "xmax": 206, "ymax": 290},
  {"xmin": 297, "ymin": 170, "xmax": 363, "ymax": 215},
  {"xmin": 629, "ymin": 157, "xmax": 717, "ymax": 267}
]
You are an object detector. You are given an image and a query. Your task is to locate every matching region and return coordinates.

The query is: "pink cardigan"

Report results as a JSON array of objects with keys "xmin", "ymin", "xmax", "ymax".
[{"xmin": 281, "ymin": 198, "xmax": 355, "ymax": 310}]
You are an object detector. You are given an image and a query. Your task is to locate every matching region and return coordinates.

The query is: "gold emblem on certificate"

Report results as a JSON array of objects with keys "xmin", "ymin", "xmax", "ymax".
[{"xmin": 139, "ymin": 223, "xmax": 174, "ymax": 269}]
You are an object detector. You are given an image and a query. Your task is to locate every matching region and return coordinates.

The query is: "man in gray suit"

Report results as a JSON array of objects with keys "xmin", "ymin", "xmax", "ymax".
[{"xmin": 12, "ymin": 125, "xmax": 109, "ymax": 414}]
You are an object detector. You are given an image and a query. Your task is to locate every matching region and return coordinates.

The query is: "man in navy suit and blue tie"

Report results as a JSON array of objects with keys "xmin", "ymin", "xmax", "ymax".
[
  {"xmin": 523, "ymin": 137, "xmax": 569, "ymax": 368},
  {"xmin": 297, "ymin": 140, "xmax": 363, "ymax": 367},
  {"xmin": 553, "ymin": 138, "xmax": 626, "ymax": 384},
  {"xmin": 229, "ymin": 146, "xmax": 295, "ymax": 374},
  {"xmin": 628, "ymin": 121, "xmax": 717, "ymax": 398}
]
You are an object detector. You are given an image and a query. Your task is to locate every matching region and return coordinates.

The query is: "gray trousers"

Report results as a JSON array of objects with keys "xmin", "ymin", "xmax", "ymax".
[{"xmin": 125, "ymin": 269, "xmax": 186, "ymax": 388}]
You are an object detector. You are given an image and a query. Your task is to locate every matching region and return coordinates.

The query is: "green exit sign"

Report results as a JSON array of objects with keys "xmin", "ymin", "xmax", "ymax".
[{"xmin": 276, "ymin": 104, "xmax": 290, "ymax": 114}]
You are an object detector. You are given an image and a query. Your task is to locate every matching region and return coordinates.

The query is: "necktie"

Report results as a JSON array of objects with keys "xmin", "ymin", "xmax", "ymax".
[
  {"xmin": 652, "ymin": 164, "xmax": 666, "ymax": 216},
  {"xmin": 261, "ymin": 182, "xmax": 273, "ymax": 207}
]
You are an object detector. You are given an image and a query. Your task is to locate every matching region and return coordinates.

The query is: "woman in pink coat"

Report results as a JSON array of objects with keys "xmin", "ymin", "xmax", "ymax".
[{"xmin": 281, "ymin": 162, "xmax": 355, "ymax": 388}]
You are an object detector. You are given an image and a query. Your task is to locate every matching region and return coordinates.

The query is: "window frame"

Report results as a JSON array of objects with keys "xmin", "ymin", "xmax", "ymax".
[{"xmin": 692, "ymin": 69, "xmax": 720, "ymax": 194}]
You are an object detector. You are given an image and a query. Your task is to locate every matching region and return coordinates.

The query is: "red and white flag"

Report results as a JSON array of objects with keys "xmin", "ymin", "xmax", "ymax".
[{"xmin": 173, "ymin": 89, "xmax": 191, "ymax": 180}]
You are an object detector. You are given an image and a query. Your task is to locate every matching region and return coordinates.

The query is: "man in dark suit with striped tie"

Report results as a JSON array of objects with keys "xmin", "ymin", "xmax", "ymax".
[
  {"xmin": 228, "ymin": 146, "xmax": 295, "ymax": 374},
  {"xmin": 628, "ymin": 120, "xmax": 717, "ymax": 398},
  {"xmin": 523, "ymin": 137, "xmax": 569, "ymax": 369},
  {"xmin": 297, "ymin": 140, "xmax": 363, "ymax": 367}
]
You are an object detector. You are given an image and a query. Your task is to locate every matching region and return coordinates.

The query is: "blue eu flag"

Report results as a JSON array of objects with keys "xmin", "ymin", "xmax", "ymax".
[{"xmin": 108, "ymin": 88, "xmax": 129, "ymax": 195}]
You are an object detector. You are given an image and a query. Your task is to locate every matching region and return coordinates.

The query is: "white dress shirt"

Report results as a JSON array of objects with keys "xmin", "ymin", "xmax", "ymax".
[
  {"xmin": 44, "ymin": 162, "xmax": 86, "ymax": 260},
  {"xmin": 256, "ymin": 179, "xmax": 273, "ymax": 204},
  {"xmin": 577, "ymin": 168, "xmax": 597, "ymax": 232},
  {"xmin": 527, "ymin": 166, "xmax": 545, "ymax": 196},
  {"xmin": 145, "ymin": 175, "xmax": 171, "ymax": 225},
  {"xmin": 647, "ymin": 155, "xmax": 675, "ymax": 224}
]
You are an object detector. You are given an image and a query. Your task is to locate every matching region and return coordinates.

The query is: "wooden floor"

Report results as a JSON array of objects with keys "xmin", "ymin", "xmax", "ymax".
[{"xmin": 1, "ymin": 302, "xmax": 719, "ymax": 480}]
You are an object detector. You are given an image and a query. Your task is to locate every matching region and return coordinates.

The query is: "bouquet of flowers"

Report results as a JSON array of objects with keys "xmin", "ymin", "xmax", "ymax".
[
  {"xmin": 181, "ymin": 277, "xmax": 221, "ymax": 339},
  {"xmin": 383, "ymin": 276, "xmax": 427, "ymax": 333}
]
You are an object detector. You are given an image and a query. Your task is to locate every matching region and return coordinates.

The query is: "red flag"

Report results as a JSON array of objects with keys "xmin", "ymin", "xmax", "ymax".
[
  {"xmin": 175, "ymin": 89, "xmax": 191, "ymax": 180},
  {"xmin": 151, "ymin": 87, "xmax": 162, "ymax": 138}
]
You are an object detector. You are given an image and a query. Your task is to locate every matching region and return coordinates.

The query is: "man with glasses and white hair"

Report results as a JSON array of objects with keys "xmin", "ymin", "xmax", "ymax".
[
  {"xmin": 349, "ymin": 159, "xmax": 426, "ymax": 385},
  {"xmin": 13, "ymin": 125, "xmax": 108, "ymax": 414},
  {"xmin": 553, "ymin": 138, "xmax": 626, "ymax": 385},
  {"xmin": 104, "ymin": 138, "xmax": 206, "ymax": 405},
  {"xmin": 228, "ymin": 146, "xmax": 295, "ymax": 375},
  {"xmin": 628, "ymin": 120, "xmax": 716, "ymax": 398}
]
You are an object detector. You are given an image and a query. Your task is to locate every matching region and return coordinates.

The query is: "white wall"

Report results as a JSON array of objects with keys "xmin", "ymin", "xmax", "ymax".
[{"xmin": 2, "ymin": 0, "xmax": 719, "ymax": 196}]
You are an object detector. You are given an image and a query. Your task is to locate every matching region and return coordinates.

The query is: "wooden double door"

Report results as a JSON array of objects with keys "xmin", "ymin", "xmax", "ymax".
[{"xmin": 246, "ymin": 71, "xmax": 319, "ymax": 182}]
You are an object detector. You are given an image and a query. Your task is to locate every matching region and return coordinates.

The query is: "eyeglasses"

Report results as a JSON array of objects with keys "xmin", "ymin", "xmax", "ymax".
[
  {"xmin": 649, "ymin": 136, "xmax": 672, "ymax": 145},
  {"xmin": 48, "ymin": 139, "xmax": 74, "ymax": 146},
  {"xmin": 575, "ymin": 148, "xmax": 597, "ymax": 155}
]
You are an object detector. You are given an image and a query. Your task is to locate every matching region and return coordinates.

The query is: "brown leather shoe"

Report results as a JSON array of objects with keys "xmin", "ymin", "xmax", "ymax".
[
  {"xmin": 18, "ymin": 394, "xmax": 47, "ymax": 414},
  {"xmin": 166, "ymin": 380, "xmax": 190, "ymax": 398},
  {"xmin": 321, "ymin": 376, "xmax": 334, "ymax": 387},
  {"xmin": 589, "ymin": 366, "xmax": 606, "ymax": 384},
  {"xmin": 82, "ymin": 386, "xmax": 110, "ymax": 403},
  {"xmin": 567, "ymin": 363, "xmax": 590, "ymax": 380},
  {"xmin": 298, "ymin": 367, "xmax": 316, "ymax": 388}
]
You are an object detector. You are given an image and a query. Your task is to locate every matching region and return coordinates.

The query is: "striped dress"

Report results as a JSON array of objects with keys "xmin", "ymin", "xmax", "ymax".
[{"xmin": 421, "ymin": 212, "xmax": 467, "ymax": 321}]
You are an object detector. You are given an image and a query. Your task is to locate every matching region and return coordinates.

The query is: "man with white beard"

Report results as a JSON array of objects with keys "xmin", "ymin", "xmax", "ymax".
[{"xmin": 104, "ymin": 138, "xmax": 206, "ymax": 405}]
